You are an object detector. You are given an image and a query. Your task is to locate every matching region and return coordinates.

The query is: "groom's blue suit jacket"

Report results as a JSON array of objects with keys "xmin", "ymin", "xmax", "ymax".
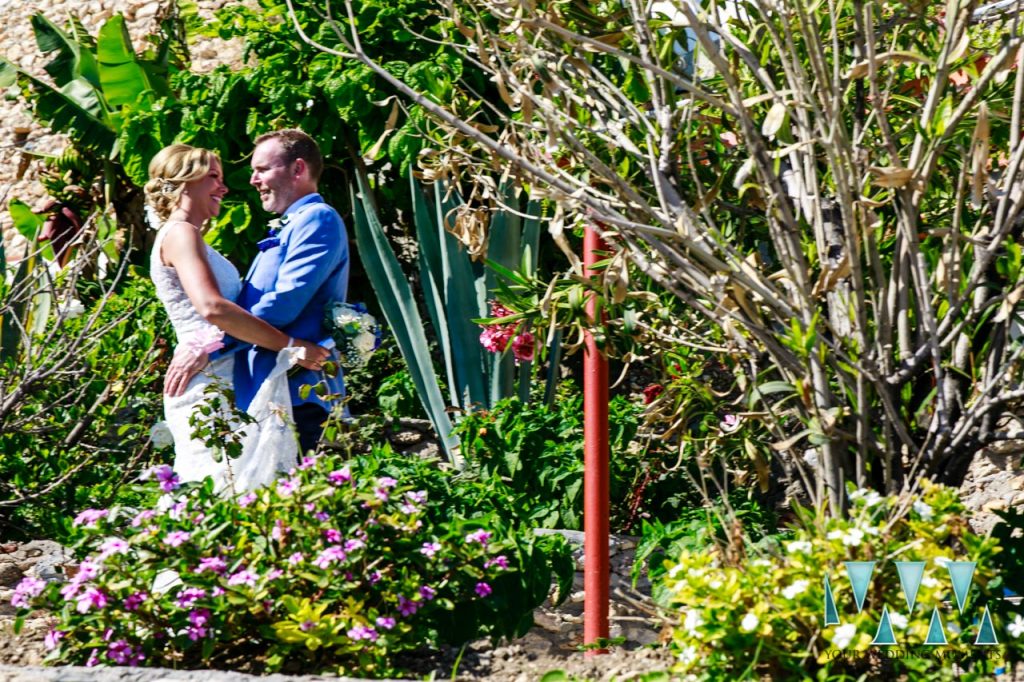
[{"xmin": 233, "ymin": 192, "xmax": 349, "ymax": 413}]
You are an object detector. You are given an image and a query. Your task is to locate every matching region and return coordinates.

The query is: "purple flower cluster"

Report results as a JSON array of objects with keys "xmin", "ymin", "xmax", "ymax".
[
  {"xmin": 327, "ymin": 467, "xmax": 351, "ymax": 485},
  {"xmin": 146, "ymin": 465, "xmax": 180, "ymax": 493},
  {"xmin": 195, "ymin": 556, "xmax": 227, "ymax": 576},
  {"xmin": 175, "ymin": 587, "xmax": 206, "ymax": 608},
  {"xmin": 313, "ymin": 546, "xmax": 348, "ymax": 568},
  {"xmin": 186, "ymin": 608, "xmax": 212, "ymax": 641},
  {"xmin": 73, "ymin": 508, "xmax": 108, "ymax": 528},
  {"xmin": 10, "ymin": 576, "xmax": 46, "ymax": 609},
  {"xmin": 347, "ymin": 624, "xmax": 379, "ymax": 641},
  {"xmin": 465, "ymin": 529, "xmax": 492, "ymax": 545},
  {"xmin": 106, "ymin": 639, "xmax": 144, "ymax": 665}
]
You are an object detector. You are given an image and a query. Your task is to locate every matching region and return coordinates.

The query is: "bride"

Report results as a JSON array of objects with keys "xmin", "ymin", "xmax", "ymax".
[{"xmin": 145, "ymin": 144, "xmax": 330, "ymax": 493}]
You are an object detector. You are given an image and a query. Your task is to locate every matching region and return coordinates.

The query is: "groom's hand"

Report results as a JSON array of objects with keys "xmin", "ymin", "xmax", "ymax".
[{"xmin": 165, "ymin": 346, "xmax": 209, "ymax": 397}]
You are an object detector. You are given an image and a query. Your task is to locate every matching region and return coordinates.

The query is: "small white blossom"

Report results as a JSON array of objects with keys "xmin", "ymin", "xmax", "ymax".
[
  {"xmin": 353, "ymin": 331, "xmax": 377, "ymax": 353},
  {"xmin": 752, "ymin": 558, "xmax": 772, "ymax": 568},
  {"xmin": 677, "ymin": 645, "xmax": 699, "ymax": 667},
  {"xmin": 782, "ymin": 580, "xmax": 809, "ymax": 599},
  {"xmin": 842, "ymin": 528, "xmax": 865, "ymax": 547},
  {"xmin": 921, "ymin": 574, "xmax": 940, "ymax": 588},
  {"xmin": 933, "ymin": 556, "xmax": 951, "ymax": 568},
  {"xmin": 1008, "ymin": 614, "xmax": 1024, "ymax": 638},
  {"xmin": 787, "ymin": 540, "xmax": 812, "ymax": 553},
  {"xmin": 60, "ymin": 298, "xmax": 85, "ymax": 320},
  {"xmin": 913, "ymin": 500, "xmax": 934, "ymax": 520},
  {"xmin": 709, "ymin": 579, "xmax": 722, "ymax": 590},
  {"xmin": 740, "ymin": 612, "xmax": 759, "ymax": 632},
  {"xmin": 826, "ymin": 529, "xmax": 845, "ymax": 541},
  {"xmin": 832, "ymin": 623, "xmax": 857, "ymax": 649},
  {"xmin": 889, "ymin": 612, "xmax": 908, "ymax": 630},
  {"xmin": 684, "ymin": 609, "xmax": 705, "ymax": 632},
  {"xmin": 667, "ymin": 564, "xmax": 686, "ymax": 579}
]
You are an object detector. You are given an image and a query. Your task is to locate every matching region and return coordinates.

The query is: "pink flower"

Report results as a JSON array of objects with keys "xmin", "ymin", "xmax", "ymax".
[
  {"xmin": 374, "ymin": 487, "xmax": 390, "ymax": 502},
  {"xmin": 227, "ymin": 569, "xmax": 258, "ymax": 587},
  {"xmin": 642, "ymin": 384, "xmax": 664, "ymax": 404},
  {"xmin": 315, "ymin": 511, "xmax": 330, "ymax": 522},
  {"xmin": 720, "ymin": 413, "xmax": 742, "ymax": 433},
  {"xmin": 719, "ymin": 131, "xmax": 739, "ymax": 147},
  {"xmin": 123, "ymin": 592, "xmax": 147, "ymax": 611},
  {"xmin": 407, "ymin": 490, "xmax": 427, "ymax": 505},
  {"xmin": 73, "ymin": 509, "xmax": 108, "ymax": 527},
  {"xmin": 377, "ymin": 476, "xmax": 398, "ymax": 489},
  {"xmin": 238, "ymin": 492, "xmax": 258, "ymax": 507},
  {"xmin": 475, "ymin": 581, "xmax": 493, "ymax": 597},
  {"xmin": 277, "ymin": 477, "xmax": 300, "ymax": 497},
  {"xmin": 298, "ymin": 455, "xmax": 319, "ymax": 470},
  {"xmin": 97, "ymin": 538, "xmax": 129, "ymax": 559},
  {"xmin": 323, "ymin": 528, "xmax": 342, "ymax": 544},
  {"xmin": 420, "ymin": 542, "xmax": 441, "ymax": 557},
  {"xmin": 195, "ymin": 556, "xmax": 227, "ymax": 575},
  {"xmin": 266, "ymin": 568, "xmax": 284, "ymax": 581},
  {"xmin": 344, "ymin": 538, "xmax": 365, "ymax": 552},
  {"xmin": 510, "ymin": 332, "xmax": 535, "ymax": 362},
  {"xmin": 187, "ymin": 608, "xmax": 212, "ymax": 640},
  {"xmin": 272, "ymin": 520, "xmax": 291, "ymax": 541},
  {"xmin": 313, "ymin": 546, "xmax": 348, "ymax": 568},
  {"xmin": 397, "ymin": 596, "xmax": 419, "ymax": 616},
  {"xmin": 75, "ymin": 586, "xmax": 108, "ymax": 613},
  {"xmin": 44, "ymin": 629, "xmax": 65, "ymax": 650},
  {"xmin": 485, "ymin": 555, "xmax": 510, "ymax": 570},
  {"xmin": 419, "ymin": 585, "xmax": 436, "ymax": 601},
  {"xmin": 163, "ymin": 530, "xmax": 191, "ymax": 548},
  {"xmin": 479, "ymin": 325, "xmax": 515, "ymax": 352},
  {"xmin": 175, "ymin": 587, "xmax": 206, "ymax": 608},
  {"xmin": 146, "ymin": 465, "xmax": 180, "ymax": 493},
  {"xmin": 288, "ymin": 552, "xmax": 305, "ymax": 565},
  {"xmin": 75, "ymin": 560, "xmax": 102, "ymax": 582},
  {"xmin": 465, "ymin": 529, "xmax": 492, "ymax": 545},
  {"xmin": 368, "ymin": 570, "xmax": 382, "ymax": 585},
  {"xmin": 328, "ymin": 467, "xmax": 351, "ymax": 485},
  {"xmin": 107, "ymin": 639, "xmax": 133, "ymax": 664},
  {"xmin": 130, "ymin": 510, "xmax": 155, "ymax": 527},
  {"xmin": 11, "ymin": 576, "xmax": 46, "ymax": 609},
  {"xmin": 376, "ymin": 616, "xmax": 396, "ymax": 630},
  {"xmin": 211, "ymin": 586, "xmax": 226, "ymax": 597},
  {"xmin": 347, "ymin": 624, "xmax": 378, "ymax": 641},
  {"xmin": 85, "ymin": 649, "xmax": 100, "ymax": 667},
  {"xmin": 489, "ymin": 300, "xmax": 514, "ymax": 318}
]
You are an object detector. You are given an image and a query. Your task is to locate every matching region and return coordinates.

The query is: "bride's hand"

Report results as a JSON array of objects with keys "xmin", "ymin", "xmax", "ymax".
[
  {"xmin": 293, "ymin": 339, "xmax": 331, "ymax": 371},
  {"xmin": 165, "ymin": 346, "xmax": 209, "ymax": 397}
]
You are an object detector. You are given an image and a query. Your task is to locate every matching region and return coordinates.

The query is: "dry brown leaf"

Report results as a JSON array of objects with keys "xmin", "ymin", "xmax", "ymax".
[
  {"xmin": 847, "ymin": 51, "xmax": 931, "ymax": 79},
  {"xmin": 869, "ymin": 166, "xmax": 915, "ymax": 188}
]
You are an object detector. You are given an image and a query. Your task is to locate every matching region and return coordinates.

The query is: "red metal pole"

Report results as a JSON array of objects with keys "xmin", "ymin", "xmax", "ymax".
[{"xmin": 583, "ymin": 225, "xmax": 610, "ymax": 655}]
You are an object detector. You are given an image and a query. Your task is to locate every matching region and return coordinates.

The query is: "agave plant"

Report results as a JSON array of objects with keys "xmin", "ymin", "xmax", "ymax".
[{"xmin": 351, "ymin": 167, "xmax": 548, "ymax": 463}]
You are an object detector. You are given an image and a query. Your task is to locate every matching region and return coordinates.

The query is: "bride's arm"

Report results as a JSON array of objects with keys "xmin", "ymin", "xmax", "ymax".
[{"xmin": 161, "ymin": 223, "xmax": 330, "ymax": 367}]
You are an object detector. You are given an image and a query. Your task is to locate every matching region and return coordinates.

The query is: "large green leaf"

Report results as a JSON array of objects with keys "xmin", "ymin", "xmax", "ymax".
[
  {"xmin": 96, "ymin": 15, "xmax": 150, "ymax": 108},
  {"xmin": 484, "ymin": 185, "xmax": 521, "ymax": 406},
  {"xmin": 435, "ymin": 186, "xmax": 488, "ymax": 409},
  {"xmin": 352, "ymin": 168, "xmax": 459, "ymax": 462},
  {"xmin": 411, "ymin": 176, "xmax": 457, "ymax": 407},
  {"xmin": 31, "ymin": 14, "xmax": 100, "ymax": 89},
  {"xmin": 17, "ymin": 70, "xmax": 115, "ymax": 149}
]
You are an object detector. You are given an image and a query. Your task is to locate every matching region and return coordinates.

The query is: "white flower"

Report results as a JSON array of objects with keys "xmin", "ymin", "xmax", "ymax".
[
  {"xmin": 827, "ymin": 529, "xmax": 845, "ymax": 541},
  {"xmin": 667, "ymin": 564, "xmax": 686, "ymax": 579},
  {"xmin": 752, "ymin": 558, "xmax": 772, "ymax": 568},
  {"xmin": 842, "ymin": 528, "xmax": 865, "ymax": 547},
  {"xmin": 832, "ymin": 623, "xmax": 857, "ymax": 649},
  {"xmin": 677, "ymin": 645, "xmax": 699, "ymax": 667},
  {"xmin": 1008, "ymin": 614, "xmax": 1024, "ymax": 638},
  {"xmin": 149, "ymin": 421, "xmax": 174, "ymax": 449},
  {"xmin": 803, "ymin": 449, "xmax": 819, "ymax": 467},
  {"xmin": 305, "ymin": 98, "xmax": 314, "ymax": 109},
  {"xmin": 862, "ymin": 491, "xmax": 883, "ymax": 507},
  {"xmin": 787, "ymin": 540, "xmax": 813, "ymax": 554},
  {"xmin": 913, "ymin": 500, "xmax": 934, "ymax": 520},
  {"xmin": 889, "ymin": 612, "xmax": 908, "ymax": 630},
  {"xmin": 740, "ymin": 612, "xmax": 759, "ymax": 632},
  {"xmin": 353, "ymin": 330, "xmax": 377, "ymax": 354},
  {"xmin": 934, "ymin": 556, "xmax": 951, "ymax": 568},
  {"xmin": 60, "ymin": 298, "xmax": 85, "ymax": 320},
  {"xmin": 709, "ymin": 579, "xmax": 722, "ymax": 590},
  {"xmin": 921, "ymin": 574, "xmax": 939, "ymax": 588},
  {"xmin": 863, "ymin": 525, "xmax": 881, "ymax": 535},
  {"xmin": 684, "ymin": 609, "xmax": 705, "ymax": 632},
  {"xmin": 849, "ymin": 488, "xmax": 868, "ymax": 501},
  {"xmin": 782, "ymin": 580, "xmax": 809, "ymax": 599}
]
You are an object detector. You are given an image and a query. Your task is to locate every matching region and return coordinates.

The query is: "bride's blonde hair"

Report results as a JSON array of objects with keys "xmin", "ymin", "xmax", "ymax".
[{"xmin": 144, "ymin": 144, "xmax": 220, "ymax": 221}]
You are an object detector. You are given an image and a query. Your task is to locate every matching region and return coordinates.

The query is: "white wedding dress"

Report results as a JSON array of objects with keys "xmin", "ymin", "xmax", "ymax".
[{"xmin": 150, "ymin": 223, "xmax": 298, "ymax": 494}]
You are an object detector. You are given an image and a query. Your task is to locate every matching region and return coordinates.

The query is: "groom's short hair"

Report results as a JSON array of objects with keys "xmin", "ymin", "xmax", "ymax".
[{"xmin": 255, "ymin": 129, "xmax": 323, "ymax": 182}]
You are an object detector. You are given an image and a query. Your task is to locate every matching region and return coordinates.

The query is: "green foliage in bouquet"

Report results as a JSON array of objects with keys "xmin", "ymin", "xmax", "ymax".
[
  {"xmin": 14, "ymin": 448, "xmax": 573, "ymax": 676},
  {"xmin": 660, "ymin": 483, "xmax": 1022, "ymax": 681}
]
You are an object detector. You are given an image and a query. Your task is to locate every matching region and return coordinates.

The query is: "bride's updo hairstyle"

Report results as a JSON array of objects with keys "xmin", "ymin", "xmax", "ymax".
[{"xmin": 144, "ymin": 144, "xmax": 220, "ymax": 221}]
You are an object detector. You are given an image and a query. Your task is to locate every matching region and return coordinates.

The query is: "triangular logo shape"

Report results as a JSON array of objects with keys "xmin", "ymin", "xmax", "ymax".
[
  {"xmin": 925, "ymin": 607, "xmax": 948, "ymax": 645},
  {"xmin": 823, "ymin": 575, "xmax": 839, "ymax": 626},
  {"xmin": 872, "ymin": 604, "xmax": 898, "ymax": 645},
  {"xmin": 895, "ymin": 561, "xmax": 926, "ymax": 613},
  {"xmin": 947, "ymin": 561, "xmax": 976, "ymax": 613},
  {"xmin": 844, "ymin": 561, "xmax": 876, "ymax": 613},
  {"xmin": 975, "ymin": 606, "xmax": 999, "ymax": 645}
]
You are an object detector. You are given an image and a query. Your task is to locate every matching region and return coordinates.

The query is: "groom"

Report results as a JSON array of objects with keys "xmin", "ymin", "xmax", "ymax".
[{"xmin": 237, "ymin": 129, "xmax": 350, "ymax": 453}]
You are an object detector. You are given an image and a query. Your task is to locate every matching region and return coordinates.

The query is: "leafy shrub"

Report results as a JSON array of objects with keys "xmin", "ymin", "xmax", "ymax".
[
  {"xmin": 660, "ymin": 482, "xmax": 1021, "ymax": 681},
  {"xmin": 376, "ymin": 369, "xmax": 426, "ymax": 420},
  {"xmin": 0, "ymin": 273, "xmax": 169, "ymax": 540},
  {"xmin": 15, "ymin": 447, "xmax": 572, "ymax": 676}
]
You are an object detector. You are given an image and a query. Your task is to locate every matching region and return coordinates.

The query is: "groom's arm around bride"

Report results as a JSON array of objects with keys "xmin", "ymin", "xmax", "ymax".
[{"xmin": 237, "ymin": 129, "xmax": 350, "ymax": 454}]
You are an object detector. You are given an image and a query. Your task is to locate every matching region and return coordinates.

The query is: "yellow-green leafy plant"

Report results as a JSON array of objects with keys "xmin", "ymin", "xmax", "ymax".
[{"xmin": 661, "ymin": 482, "xmax": 1021, "ymax": 681}]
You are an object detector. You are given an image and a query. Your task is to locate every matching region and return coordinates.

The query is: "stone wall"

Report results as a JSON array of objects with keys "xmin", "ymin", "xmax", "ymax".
[{"xmin": 0, "ymin": 0, "xmax": 247, "ymax": 262}]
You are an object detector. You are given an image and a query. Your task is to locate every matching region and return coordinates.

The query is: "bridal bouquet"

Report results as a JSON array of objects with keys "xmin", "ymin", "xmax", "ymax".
[{"xmin": 324, "ymin": 301, "xmax": 381, "ymax": 369}]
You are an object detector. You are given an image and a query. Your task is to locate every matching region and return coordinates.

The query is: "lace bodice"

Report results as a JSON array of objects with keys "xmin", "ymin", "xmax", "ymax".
[{"xmin": 150, "ymin": 222, "xmax": 242, "ymax": 343}]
